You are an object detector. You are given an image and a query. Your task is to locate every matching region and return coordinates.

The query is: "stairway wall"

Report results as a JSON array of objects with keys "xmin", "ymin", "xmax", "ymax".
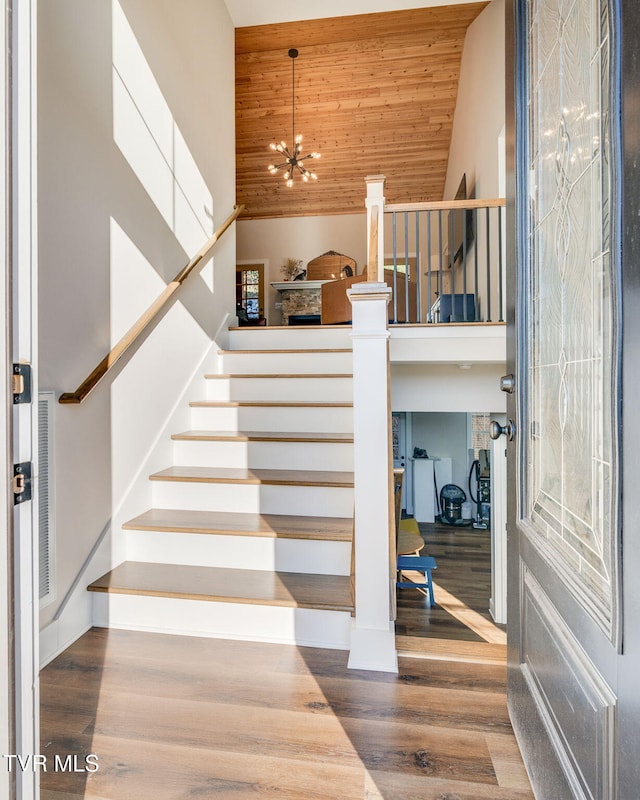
[
  {"xmin": 40, "ymin": 338, "xmax": 228, "ymax": 668},
  {"xmin": 38, "ymin": 0, "xmax": 236, "ymax": 665}
]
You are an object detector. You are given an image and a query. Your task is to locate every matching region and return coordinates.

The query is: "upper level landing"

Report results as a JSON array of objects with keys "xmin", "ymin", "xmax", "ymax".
[{"xmin": 228, "ymin": 322, "xmax": 506, "ymax": 367}]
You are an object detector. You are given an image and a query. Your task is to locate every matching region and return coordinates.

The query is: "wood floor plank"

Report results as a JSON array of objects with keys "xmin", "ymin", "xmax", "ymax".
[
  {"xmin": 123, "ymin": 508, "xmax": 353, "ymax": 540},
  {"xmin": 365, "ymin": 770, "xmax": 535, "ymax": 800},
  {"xmin": 149, "ymin": 465, "xmax": 354, "ymax": 487},
  {"xmin": 396, "ymin": 635, "xmax": 507, "ymax": 665},
  {"xmin": 43, "ymin": 687, "xmax": 500, "ymax": 784},
  {"xmin": 87, "ymin": 562, "xmax": 354, "ymax": 612},
  {"xmin": 485, "ymin": 732, "xmax": 536, "ymax": 791},
  {"xmin": 41, "ymin": 663, "xmax": 512, "ymax": 734},
  {"xmin": 396, "ymin": 520, "xmax": 506, "ymax": 647},
  {"xmin": 272, "ymin": 642, "xmax": 509, "ymax": 691},
  {"xmin": 170, "ymin": 429, "xmax": 354, "ymax": 443},
  {"xmin": 40, "ymin": 629, "xmax": 533, "ymax": 799},
  {"xmin": 42, "ymin": 732, "xmax": 366, "ymax": 800}
]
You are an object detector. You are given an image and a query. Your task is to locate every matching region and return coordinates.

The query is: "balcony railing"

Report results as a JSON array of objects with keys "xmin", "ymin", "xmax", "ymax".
[{"xmin": 366, "ymin": 177, "xmax": 506, "ymax": 325}]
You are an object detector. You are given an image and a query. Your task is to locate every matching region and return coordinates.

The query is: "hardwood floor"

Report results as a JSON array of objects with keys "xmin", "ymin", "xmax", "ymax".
[
  {"xmin": 40, "ymin": 628, "xmax": 533, "ymax": 799},
  {"xmin": 396, "ymin": 521, "xmax": 505, "ymax": 645}
]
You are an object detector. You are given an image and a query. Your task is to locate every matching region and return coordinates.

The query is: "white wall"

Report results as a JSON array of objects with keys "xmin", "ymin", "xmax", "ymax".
[
  {"xmin": 37, "ymin": 0, "xmax": 236, "ymax": 650},
  {"xmin": 444, "ymin": 0, "xmax": 505, "ymax": 200},
  {"xmin": 237, "ymin": 214, "xmax": 366, "ymax": 324},
  {"xmin": 411, "ymin": 413, "xmax": 470, "ymax": 490},
  {"xmin": 391, "ymin": 363, "xmax": 506, "ymax": 414}
]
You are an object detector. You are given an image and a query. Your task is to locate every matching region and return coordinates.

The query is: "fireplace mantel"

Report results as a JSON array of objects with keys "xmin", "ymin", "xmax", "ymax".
[{"xmin": 271, "ymin": 280, "xmax": 330, "ymax": 291}]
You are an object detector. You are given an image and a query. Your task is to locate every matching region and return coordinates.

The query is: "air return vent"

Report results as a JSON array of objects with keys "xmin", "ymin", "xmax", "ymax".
[{"xmin": 38, "ymin": 392, "xmax": 55, "ymax": 606}]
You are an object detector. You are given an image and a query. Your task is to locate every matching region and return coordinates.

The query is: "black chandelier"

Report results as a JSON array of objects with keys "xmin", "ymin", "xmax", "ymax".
[{"xmin": 268, "ymin": 48, "xmax": 320, "ymax": 187}]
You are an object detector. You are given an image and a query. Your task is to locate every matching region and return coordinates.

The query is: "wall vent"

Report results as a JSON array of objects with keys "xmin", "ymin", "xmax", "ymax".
[{"xmin": 38, "ymin": 391, "xmax": 56, "ymax": 607}]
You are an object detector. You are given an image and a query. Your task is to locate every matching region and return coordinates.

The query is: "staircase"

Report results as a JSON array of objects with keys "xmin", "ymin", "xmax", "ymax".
[{"xmin": 88, "ymin": 325, "xmax": 357, "ymax": 650}]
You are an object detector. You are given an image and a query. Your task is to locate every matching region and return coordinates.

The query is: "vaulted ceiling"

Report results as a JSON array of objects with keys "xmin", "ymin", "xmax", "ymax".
[{"xmin": 235, "ymin": 4, "xmax": 487, "ymax": 219}]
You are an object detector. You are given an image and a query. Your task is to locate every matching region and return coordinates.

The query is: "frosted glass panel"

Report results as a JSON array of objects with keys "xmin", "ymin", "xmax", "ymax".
[{"xmin": 526, "ymin": 0, "xmax": 617, "ymax": 636}]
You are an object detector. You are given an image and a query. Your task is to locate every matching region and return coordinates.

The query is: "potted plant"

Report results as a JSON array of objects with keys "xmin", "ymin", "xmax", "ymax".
[{"xmin": 281, "ymin": 258, "xmax": 303, "ymax": 281}]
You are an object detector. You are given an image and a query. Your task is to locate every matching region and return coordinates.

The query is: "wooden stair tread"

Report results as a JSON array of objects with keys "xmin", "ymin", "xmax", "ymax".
[
  {"xmin": 88, "ymin": 562, "xmax": 353, "ymax": 612},
  {"xmin": 171, "ymin": 430, "xmax": 354, "ymax": 443},
  {"xmin": 189, "ymin": 400, "xmax": 353, "ymax": 408},
  {"xmin": 204, "ymin": 373, "xmax": 352, "ymax": 379},
  {"xmin": 396, "ymin": 635, "xmax": 507, "ymax": 665},
  {"xmin": 149, "ymin": 466, "xmax": 355, "ymax": 487},
  {"xmin": 218, "ymin": 348, "xmax": 351, "ymax": 354},
  {"xmin": 123, "ymin": 509, "xmax": 353, "ymax": 541}
]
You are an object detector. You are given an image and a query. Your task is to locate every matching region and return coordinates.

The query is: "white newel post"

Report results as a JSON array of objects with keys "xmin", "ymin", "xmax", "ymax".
[
  {"xmin": 365, "ymin": 175, "xmax": 386, "ymax": 282},
  {"xmin": 347, "ymin": 282, "xmax": 398, "ymax": 673}
]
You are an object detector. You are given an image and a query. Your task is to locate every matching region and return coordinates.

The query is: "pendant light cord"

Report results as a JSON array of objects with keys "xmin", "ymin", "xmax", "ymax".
[{"xmin": 291, "ymin": 53, "xmax": 295, "ymax": 143}]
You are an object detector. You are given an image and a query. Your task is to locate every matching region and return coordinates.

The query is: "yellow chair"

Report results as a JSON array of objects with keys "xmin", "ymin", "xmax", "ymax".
[{"xmin": 393, "ymin": 470, "xmax": 437, "ymax": 606}]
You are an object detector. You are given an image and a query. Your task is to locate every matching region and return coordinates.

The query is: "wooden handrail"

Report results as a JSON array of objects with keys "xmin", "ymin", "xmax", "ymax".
[
  {"xmin": 59, "ymin": 204, "xmax": 244, "ymax": 404},
  {"xmin": 385, "ymin": 197, "xmax": 506, "ymax": 213}
]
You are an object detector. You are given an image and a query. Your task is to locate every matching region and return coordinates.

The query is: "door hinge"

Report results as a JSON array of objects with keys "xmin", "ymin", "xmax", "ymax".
[
  {"xmin": 13, "ymin": 462, "xmax": 33, "ymax": 505},
  {"xmin": 12, "ymin": 363, "xmax": 32, "ymax": 404}
]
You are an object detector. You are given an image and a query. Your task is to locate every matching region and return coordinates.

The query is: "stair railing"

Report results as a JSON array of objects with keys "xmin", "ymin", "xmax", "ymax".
[{"xmin": 59, "ymin": 204, "xmax": 244, "ymax": 404}]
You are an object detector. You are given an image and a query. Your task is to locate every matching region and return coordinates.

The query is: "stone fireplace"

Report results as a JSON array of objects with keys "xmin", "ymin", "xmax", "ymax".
[{"xmin": 271, "ymin": 280, "xmax": 328, "ymax": 324}]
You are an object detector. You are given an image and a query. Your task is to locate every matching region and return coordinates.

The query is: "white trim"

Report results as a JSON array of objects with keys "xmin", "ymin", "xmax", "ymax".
[
  {"xmin": 404, "ymin": 411, "xmax": 414, "ymax": 514},
  {"xmin": 39, "ymin": 621, "xmax": 93, "ymax": 671},
  {"xmin": 0, "ymin": 0, "xmax": 13, "ymax": 793},
  {"xmin": 12, "ymin": 1, "xmax": 39, "ymax": 797},
  {"xmin": 348, "ymin": 284, "xmax": 398, "ymax": 673},
  {"xmin": 490, "ymin": 413, "xmax": 507, "ymax": 624}
]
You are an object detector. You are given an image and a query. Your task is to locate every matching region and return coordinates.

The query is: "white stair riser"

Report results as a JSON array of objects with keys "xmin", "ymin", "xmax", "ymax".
[
  {"xmin": 126, "ymin": 530, "xmax": 351, "ymax": 575},
  {"xmin": 172, "ymin": 439, "xmax": 354, "ymax": 471},
  {"xmin": 93, "ymin": 593, "xmax": 351, "ymax": 650},
  {"xmin": 228, "ymin": 328, "xmax": 353, "ymax": 351},
  {"xmin": 151, "ymin": 481, "xmax": 354, "ymax": 517},
  {"xmin": 190, "ymin": 405, "xmax": 353, "ymax": 433},
  {"xmin": 219, "ymin": 351, "xmax": 352, "ymax": 375},
  {"xmin": 205, "ymin": 376, "xmax": 353, "ymax": 402}
]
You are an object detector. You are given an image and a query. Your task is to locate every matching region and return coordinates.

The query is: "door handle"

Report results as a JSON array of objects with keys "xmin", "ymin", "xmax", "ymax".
[
  {"xmin": 500, "ymin": 374, "xmax": 515, "ymax": 393},
  {"xmin": 489, "ymin": 419, "xmax": 516, "ymax": 441}
]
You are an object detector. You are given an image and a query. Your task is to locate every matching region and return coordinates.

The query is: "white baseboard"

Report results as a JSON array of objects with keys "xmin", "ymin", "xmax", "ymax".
[{"xmin": 39, "ymin": 589, "xmax": 93, "ymax": 668}]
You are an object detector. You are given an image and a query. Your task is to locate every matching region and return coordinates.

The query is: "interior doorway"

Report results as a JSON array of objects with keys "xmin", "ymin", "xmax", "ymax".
[
  {"xmin": 235, "ymin": 263, "xmax": 266, "ymax": 325},
  {"xmin": 394, "ymin": 411, "xmax": 507, "ymax": 651}
]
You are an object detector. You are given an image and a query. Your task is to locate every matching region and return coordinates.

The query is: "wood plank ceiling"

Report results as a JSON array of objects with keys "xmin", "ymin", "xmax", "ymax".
[{"xmin": 235, "ymin": 4, "xmax": 487, "ymax": 219}]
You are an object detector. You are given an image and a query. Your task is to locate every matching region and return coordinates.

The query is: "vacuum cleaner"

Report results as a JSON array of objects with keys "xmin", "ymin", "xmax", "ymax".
[
  {"xmin": 468, "ymin": 453, "xmax": 491, "ymax": 529},
  {"xmin": 434, "ymin": 474, "xmax": 473, "ymax": 527}
]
